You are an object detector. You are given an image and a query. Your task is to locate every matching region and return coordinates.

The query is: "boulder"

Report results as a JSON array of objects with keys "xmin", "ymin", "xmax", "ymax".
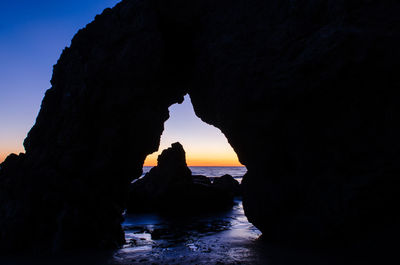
[
  {"xmin": 192, "ymin": 175, "xmax": 212, "ymax": 185},
  {"xmin": 213, "ymin": 174, "xmax": 241, "ymax": 197},
  {"xmin": 127, "ymin": 142, "xmax": 235, "ymax": 214}
]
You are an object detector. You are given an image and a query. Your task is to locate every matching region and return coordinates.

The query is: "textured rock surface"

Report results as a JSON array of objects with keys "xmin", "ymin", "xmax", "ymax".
[
  {"xmin": 1, "ymin": 0, "xmax": 400, "ymax": 251},
  {"xmin": 127, "ymin": 142, "xmax": 237, "ymax": 213}
]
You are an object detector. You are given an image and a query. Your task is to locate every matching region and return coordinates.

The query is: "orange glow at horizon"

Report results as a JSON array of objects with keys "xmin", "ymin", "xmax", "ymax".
[
  {"xmin": 1, "ymin": 126, "xmax": 28, "ymax": 164},
  {"xmin": 0, "ymin": 147, "xmax": 24, "ymax": 164},
  {"xmin": 0, "ymin": 154, "xmax": 7, "ymax": 163},
  {"xmin": 143, "ymin": 152, "xmax": 243, "ymax": 167}
]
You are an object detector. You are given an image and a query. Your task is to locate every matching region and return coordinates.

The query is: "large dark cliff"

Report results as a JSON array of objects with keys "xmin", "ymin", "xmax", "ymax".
[{"xmin": 1, "ymin": 0, "xmax": 399, "ymax": 251}]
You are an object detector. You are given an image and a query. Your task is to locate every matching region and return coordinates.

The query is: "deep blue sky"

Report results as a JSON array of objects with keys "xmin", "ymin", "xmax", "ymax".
[
  {"xmin": 0, "ymin": 0, "xmax": 121, "ymax": 161},
  {"xmin": 0, "ymin": 0, "xmax": 241, "ymax": 166}
]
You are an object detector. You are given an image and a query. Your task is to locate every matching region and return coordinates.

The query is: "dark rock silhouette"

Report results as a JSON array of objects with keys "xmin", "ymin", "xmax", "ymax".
[
  {"xmin": 192, "ymin": 175, "xmax": 212, "ymax": 186},
  {"xmin": 0, "ymin": 0, "xmax": 400, "ymax": 252},
  {"xmin": 127, "ymin": 142, "xmax": 192, "ymax": 213},
  {"xmin": 127, "ymin": 142, "xmax": 237, "ymax": 213},
  {"xmin": 213, "ymin": 174, "xmax": 241, "ymax": 197}
]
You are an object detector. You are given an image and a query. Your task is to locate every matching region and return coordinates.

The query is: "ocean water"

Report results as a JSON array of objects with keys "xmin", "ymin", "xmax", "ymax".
[{"xmin": 142, "ymin": 166, "xmax": 247, "ymax": 182}]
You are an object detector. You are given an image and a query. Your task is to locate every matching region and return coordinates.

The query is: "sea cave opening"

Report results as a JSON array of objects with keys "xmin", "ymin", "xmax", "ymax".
[{"xmin": 143, "ymin": 94, "xmax": 247, "ymax": 179}]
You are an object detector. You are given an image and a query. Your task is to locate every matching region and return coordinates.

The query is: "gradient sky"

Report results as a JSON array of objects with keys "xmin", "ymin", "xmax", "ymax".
[
  {"xmin": 0, "ymin": 0, "xmax": 242, "ymax": 166},
  {"xmin": 144, "ymin": 95, "xmax": 242, "ymax": 167}
]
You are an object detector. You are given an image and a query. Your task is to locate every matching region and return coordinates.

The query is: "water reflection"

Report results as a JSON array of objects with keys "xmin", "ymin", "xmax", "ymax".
[{"xmin": 112, "ymin": 199, "xmax": 262, "ymax": 264}]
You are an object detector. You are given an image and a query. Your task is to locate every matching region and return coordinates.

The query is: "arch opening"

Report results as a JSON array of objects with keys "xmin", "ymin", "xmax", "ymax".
[
  {"xmin": 125, "ymin": 94, "xmax": 248, "ymax": 215},
  {"xmin": 143, "ymin": 94, "xmax": 247, "ymax": 176}
]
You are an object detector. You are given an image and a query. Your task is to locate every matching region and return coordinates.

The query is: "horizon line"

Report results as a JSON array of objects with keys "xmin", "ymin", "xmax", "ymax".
[{"xmin": 143, "ymin": 165, "xmax": 246, "ymax": 167}]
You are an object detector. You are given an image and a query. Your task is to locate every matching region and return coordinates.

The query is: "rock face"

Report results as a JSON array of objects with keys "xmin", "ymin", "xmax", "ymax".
[
  {"xmin": 1, "ymin": 0, "xmax": 400, "ymax": 251},
  {"xmin": 127, "ymin": 142, "xmax": 238, "ymax": 213},
  {"xmin": 213, "ymin": 175, "xmax": 241, "ymax": 197},
  {"xmin": 127, "ymin": 142, "xmax": 192, "ymax": 213}
]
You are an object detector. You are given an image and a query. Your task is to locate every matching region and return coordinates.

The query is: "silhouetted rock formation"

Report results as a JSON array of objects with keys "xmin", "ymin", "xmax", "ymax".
[
  {"xmin": 192, "ymin": 175, "xmax": 211, "ymax": 186},
  {"xmin": 127, "ymin": 142, "xmax": 191, "ymax": 213},
  {"xmin": 1, "ymin": 0, "xmax": 400, "ymax": 252},
  {"xmin": 127, "ymin": 142, "xmax": 237, "ymax": 213},
  {"xmin": 213, "ymin": 174, "xmax": 241, "ymax": 197}
]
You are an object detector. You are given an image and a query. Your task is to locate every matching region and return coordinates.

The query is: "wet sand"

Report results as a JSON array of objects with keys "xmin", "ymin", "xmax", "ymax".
[{"xmin": 114, "ymin": 200, "xmax": 262, "ymax": 264}]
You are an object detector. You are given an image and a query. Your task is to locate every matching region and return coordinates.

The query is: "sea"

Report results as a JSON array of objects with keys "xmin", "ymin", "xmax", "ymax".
[{"xmin": 142, "ymin": 166, "xmax": 247, "ymax": 183}]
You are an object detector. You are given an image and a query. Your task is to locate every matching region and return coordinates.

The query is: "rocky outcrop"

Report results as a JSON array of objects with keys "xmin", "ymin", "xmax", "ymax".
[
  {"xmin": 213, "ymin": 175, "xmax": 241, "ymax": 197},
  {"xmin": 1, "ymin": 0, "xmax": 400, "ymax": 251},
  {"xmin": 192, "ymin": 175, "xmax": 211, "ymax": 185},
  {"xmin": 127, "ymin": 142, "xmax": 192, "ymax": 213},
  {"xmin": 127, "ymin": 142, "xmax": 238, "ymax": 213}
]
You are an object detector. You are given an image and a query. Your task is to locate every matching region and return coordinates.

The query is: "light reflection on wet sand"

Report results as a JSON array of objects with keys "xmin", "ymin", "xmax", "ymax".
[{"xmin": 111, "ymin": 199, "xmax": 263, "ymax": 264}]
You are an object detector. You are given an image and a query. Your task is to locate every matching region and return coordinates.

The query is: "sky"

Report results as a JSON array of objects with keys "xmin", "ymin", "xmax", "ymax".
[
  {"xmin": 143, "ymin": 95, "xmax": 242, "ymax": 167},
  {"xmin": 0, "ymin": 0, "xmax": 243, "ymax": 167}
]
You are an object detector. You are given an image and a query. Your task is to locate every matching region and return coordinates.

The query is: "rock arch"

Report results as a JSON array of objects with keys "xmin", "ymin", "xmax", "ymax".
[{"xmin": 1, "ymin": 0, "xmax": 400, "ymax": 251}]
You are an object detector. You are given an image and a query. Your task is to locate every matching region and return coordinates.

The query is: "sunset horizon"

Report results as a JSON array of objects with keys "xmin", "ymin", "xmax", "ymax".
[
  {"xmin": 143, "ymin": 159, "xmax": 244, "ymax": 167},
  {"xmin": 142, "ymin": 94, "xmax": 244, "ymax": 168}
]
